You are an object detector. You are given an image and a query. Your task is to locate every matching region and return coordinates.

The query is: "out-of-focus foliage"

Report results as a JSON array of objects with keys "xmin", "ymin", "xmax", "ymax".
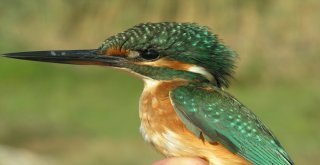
[{"xmin": 0, "ymin": 0, "xmax": 319, "ymax": 164}]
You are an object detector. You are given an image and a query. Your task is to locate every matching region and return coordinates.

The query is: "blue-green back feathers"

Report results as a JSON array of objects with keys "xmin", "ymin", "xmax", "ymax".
[{"xmin": 169, "ymin": 83, "xmax": 294, "ymax": 165}]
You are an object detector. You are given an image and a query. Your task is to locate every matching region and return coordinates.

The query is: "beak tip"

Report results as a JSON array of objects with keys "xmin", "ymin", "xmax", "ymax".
[
  {"xmin": 2, "ymin": 53, "xmax": 20, "ymax": 59},
  {"xmin": 2, "ymin": 53, "xmax": 11, "ymax": 58}
]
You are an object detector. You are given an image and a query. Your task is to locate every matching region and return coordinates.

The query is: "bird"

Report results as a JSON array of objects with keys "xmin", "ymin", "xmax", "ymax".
[{"xmin": 3, "ymin": 22, "xmax": 294, "ymax": 165}]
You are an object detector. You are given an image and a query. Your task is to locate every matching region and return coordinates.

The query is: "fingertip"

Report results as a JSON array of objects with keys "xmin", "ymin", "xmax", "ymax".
[{"xmin": 152, "ymin": 159, "xmax": 168, "ymax": 165}]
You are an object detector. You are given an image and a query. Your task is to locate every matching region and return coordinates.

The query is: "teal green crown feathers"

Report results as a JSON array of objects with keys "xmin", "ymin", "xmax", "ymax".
[{"xmin": 100, "ymin": 22, "xmax": 237, "ymax": 87}]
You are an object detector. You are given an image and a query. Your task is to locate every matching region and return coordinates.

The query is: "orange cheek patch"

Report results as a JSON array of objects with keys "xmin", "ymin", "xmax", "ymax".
[
  {"xmin": 140, "ymin": 58, "xmax": 194, "ymax": 71},
  {"xmin": 105, "ymin": 47, "xmax": 129, "ymax": 56}
]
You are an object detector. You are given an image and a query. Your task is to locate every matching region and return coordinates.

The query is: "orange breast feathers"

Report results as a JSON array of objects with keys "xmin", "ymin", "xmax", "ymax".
[{"xmin": 138, "ymin": 80, "xmax": 250, "ymax": 165}]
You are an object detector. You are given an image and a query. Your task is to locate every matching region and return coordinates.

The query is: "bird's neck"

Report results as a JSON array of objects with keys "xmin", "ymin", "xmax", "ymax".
[
  {"xmin": 139, "ymin": 78, "xmax": 189, "ymax": 127},
  {"xmin": 138, "ymin": 79, "xmax": 189, "ymax": 155}
]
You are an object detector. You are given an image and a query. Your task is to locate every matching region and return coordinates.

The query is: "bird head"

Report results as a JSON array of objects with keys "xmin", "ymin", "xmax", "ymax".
[{"xmin": 3, "ymin": 22, "xmax": 237, "ymax": 87}]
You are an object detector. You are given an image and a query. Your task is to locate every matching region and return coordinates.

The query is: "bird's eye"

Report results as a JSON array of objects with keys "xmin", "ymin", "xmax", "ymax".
[{"xmin": 139, "ymin": 49, "xmax": 160, "ymax": 60}]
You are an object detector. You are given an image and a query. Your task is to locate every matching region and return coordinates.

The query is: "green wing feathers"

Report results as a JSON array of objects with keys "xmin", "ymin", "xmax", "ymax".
[{"xmin": 169, "ymin": 84, "xmax": 294, "ymax": 165}]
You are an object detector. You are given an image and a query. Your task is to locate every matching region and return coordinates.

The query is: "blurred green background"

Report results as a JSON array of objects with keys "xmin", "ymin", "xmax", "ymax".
[{"xmin": 0, "ymin": 0, "xmax": 319, "ymax": 164}]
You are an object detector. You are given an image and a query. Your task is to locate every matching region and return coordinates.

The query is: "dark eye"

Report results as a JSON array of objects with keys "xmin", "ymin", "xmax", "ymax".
[{"xmin": 140, "ymin": 49, "xmax": 160, "ymax": 60}]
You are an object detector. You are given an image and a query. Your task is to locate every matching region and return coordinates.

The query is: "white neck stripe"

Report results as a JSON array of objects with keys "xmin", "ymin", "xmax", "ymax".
[{"xmin": 187, "ymin": 66, "xmax": 214, "ymax": 82}]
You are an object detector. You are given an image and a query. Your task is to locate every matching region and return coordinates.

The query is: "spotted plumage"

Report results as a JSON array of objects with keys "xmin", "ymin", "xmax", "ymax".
[
  {"xmin": 100, "ymin": 22, "xmax": 236, "ymax": 87},
  {"xmin": 3, "ymin": 22, "xmax": 294, "ymax": 165}
]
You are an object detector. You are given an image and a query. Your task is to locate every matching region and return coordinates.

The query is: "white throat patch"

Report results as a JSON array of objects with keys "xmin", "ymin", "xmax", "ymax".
[{"xmin": 143, "ymin": 79, "xmax": 161, "ymax": 91}]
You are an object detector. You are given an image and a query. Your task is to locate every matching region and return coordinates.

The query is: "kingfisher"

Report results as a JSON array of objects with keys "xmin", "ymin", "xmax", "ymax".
[{"xmin": 3, "ymin": 22, "xmax": 294, "ymax": 165}]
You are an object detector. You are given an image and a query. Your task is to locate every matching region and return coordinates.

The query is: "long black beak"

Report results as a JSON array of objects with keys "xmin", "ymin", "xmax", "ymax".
[{"xmin": 2, "ymin": 49, "xmax": 123, "ymax": 66}]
